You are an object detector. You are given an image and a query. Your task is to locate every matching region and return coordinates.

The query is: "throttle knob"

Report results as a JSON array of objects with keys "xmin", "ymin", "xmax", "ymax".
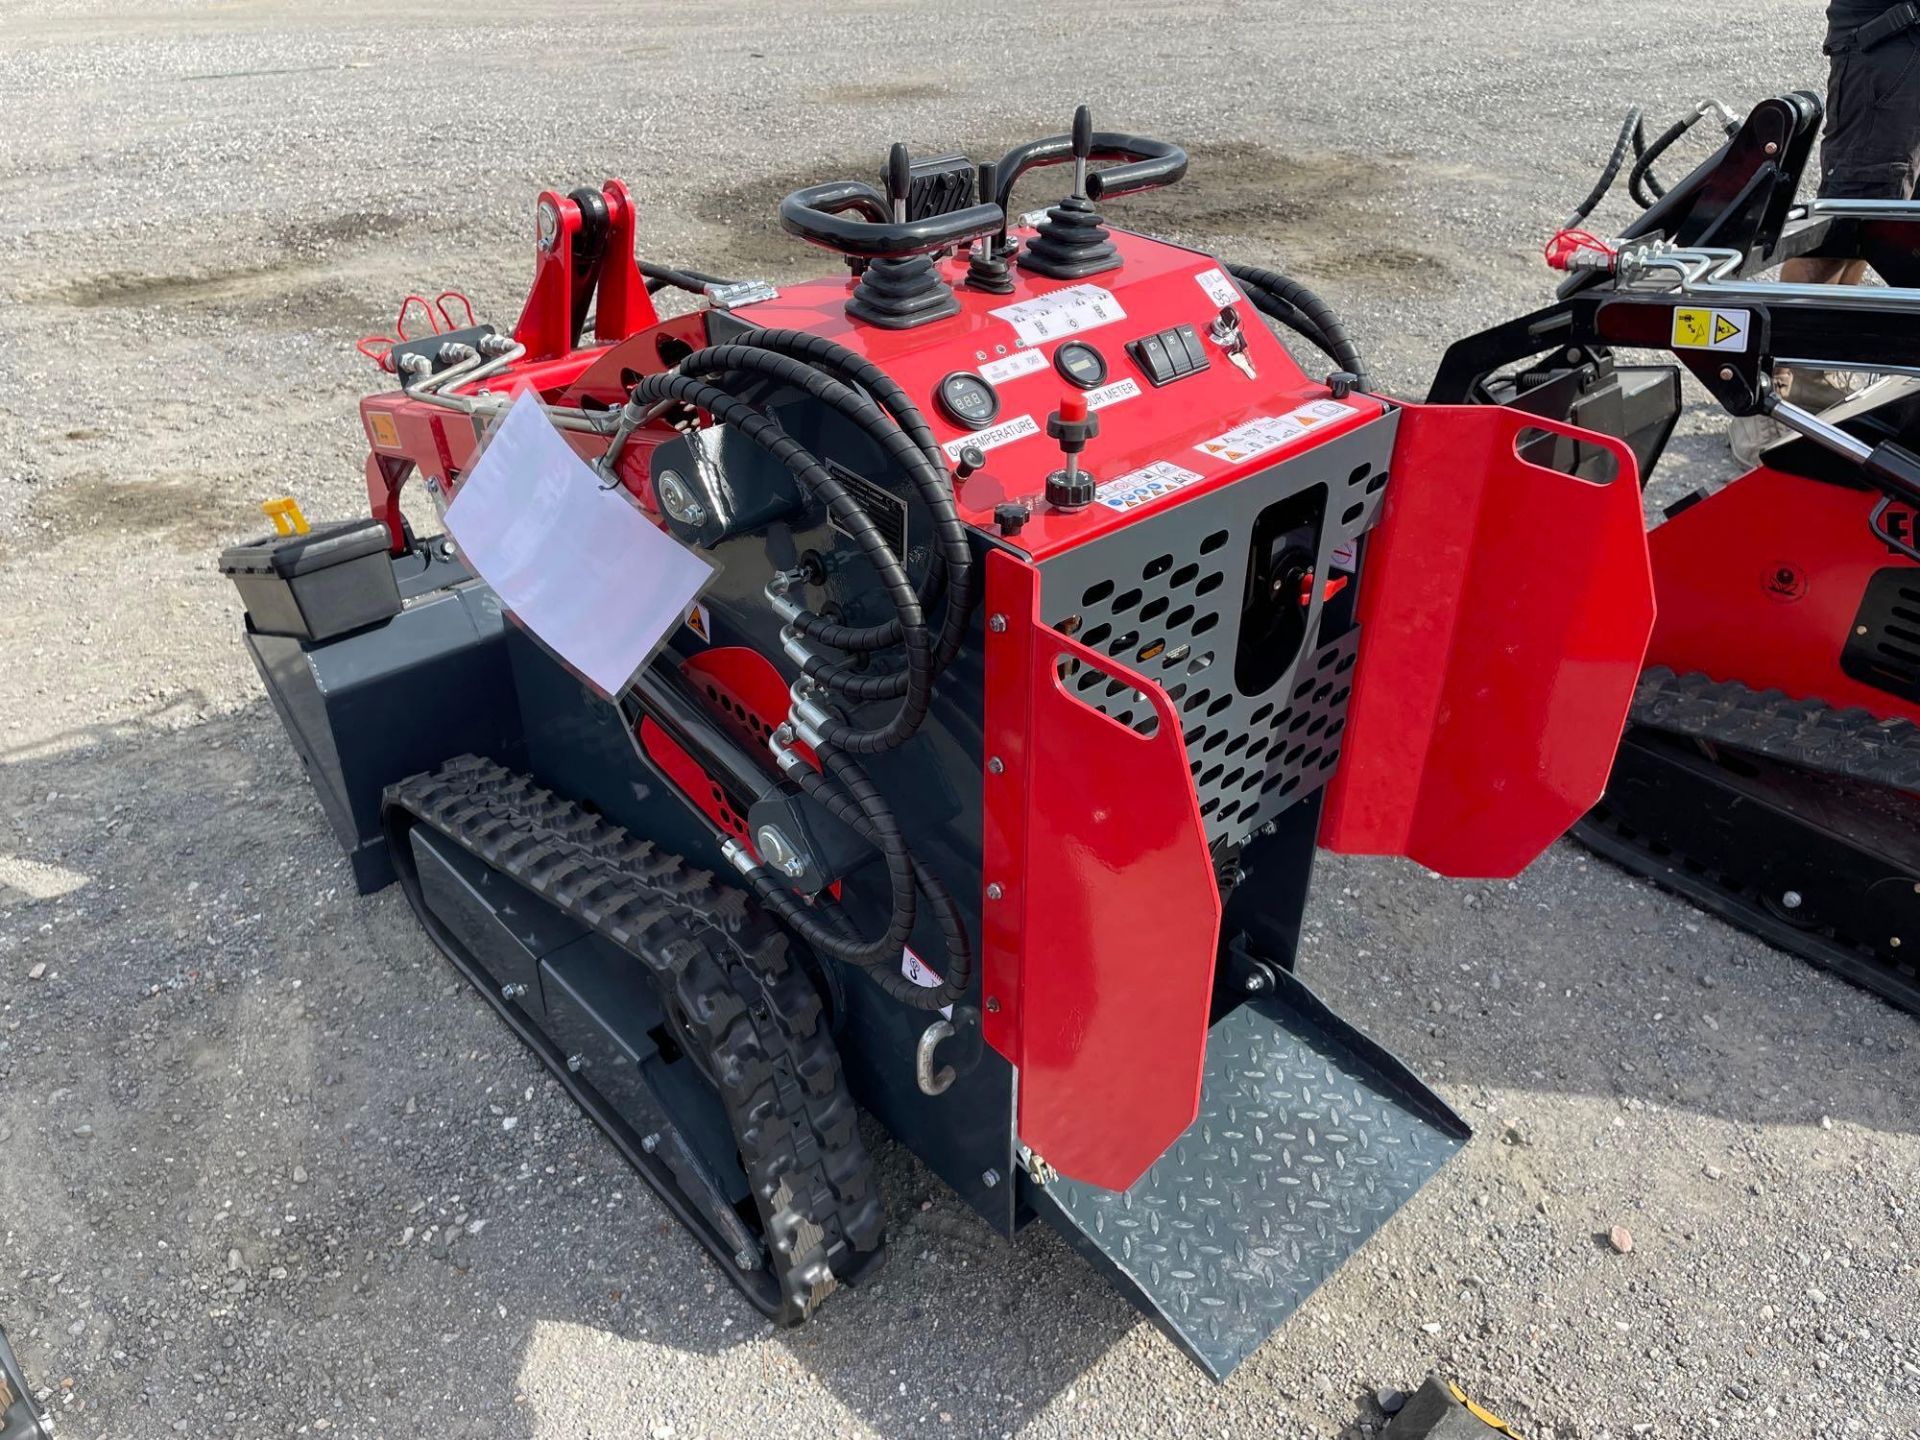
[{"xmin": 1044, "ymin": 394, "xmax": 1099, "ymax": 510}]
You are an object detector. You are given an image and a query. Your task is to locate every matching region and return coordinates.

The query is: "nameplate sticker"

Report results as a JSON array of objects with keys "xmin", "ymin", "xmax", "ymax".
[
  {"xmin": 1096, "ymin": 460, "xmax": 1207, "ymax": 513},
  {"xmin": 1085, "ymin": 378, "xmax": 1142, "ymax": 411},
  {"xmin": 942, "ymin": 414, "xmax": 1041, "ymax": 463},
  {"xmin": 980, "ymin": 349, "xmax": 1048, "ymax": 385},
  {"xmin": 991, "ymin": 284, "xmax": 1127, "ymax": 347},
  {"xmin": 1195, "ymin": 400, "xmax": 1359, "ymax": 464}
]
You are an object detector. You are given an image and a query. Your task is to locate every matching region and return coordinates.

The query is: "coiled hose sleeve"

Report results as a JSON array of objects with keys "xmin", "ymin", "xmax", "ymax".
[
  {"xmin": 734, "ymin": 745, "xmax": 919, "ymax": 973},
  {"xmin": 717, "ymin": 328, "xmax": 974, "ymax": 668},
  {"xmin": 789, "ymin": 758, "xmax": 973, "ymax": 1009},
  {"xmin": 671, "ymin": 343, "xmax": 973, "ymax": 676},
  {"xmin": 626, "ymin": 371, "xmax": 934, "ymax": 754},
  {"xmin": 1225, "ymin": 263, "xmax": 1373, "ymax": 392}
]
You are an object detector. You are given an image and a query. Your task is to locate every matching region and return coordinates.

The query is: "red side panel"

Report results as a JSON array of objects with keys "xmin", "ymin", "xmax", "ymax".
[
  {"xmin": 1644, "ymin": 465, "xmax": 1920, "ymax": 722},
  {"xmin": 1321, "ymin": 405, "xmax": 1654, "ymax": 878},
  {"xmin": 981, "ymin": 550, "xmax": 1222, "ymax": 1192}
]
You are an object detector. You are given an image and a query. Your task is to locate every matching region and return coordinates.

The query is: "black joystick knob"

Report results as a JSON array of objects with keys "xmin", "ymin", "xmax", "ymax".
[
  {"xmin": 1019, "ymin": 105, "xmax": 1121, "ymax": 281},
  {"xmin": 1044, "ymin": 393, "xmax": 1099, "ymax": 510},
  {"xmin": 847, "ymin": 143, "xmax": 962, "ymax": 329}
]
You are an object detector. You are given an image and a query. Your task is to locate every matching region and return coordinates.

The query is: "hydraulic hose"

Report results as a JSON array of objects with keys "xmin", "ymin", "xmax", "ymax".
[
  {"xmin": 718, "ymin": 329, "xmax": 974, "ymax": 669},
  {"xmin": 671, "ymin": 343, "xmax": 974, "ymax": 676},
  {"xmin": 1629, "ymin": 112, "xmax": 1700, "ymax": 208},
  {"xmin": 626, "ymin": 371, "xmax": 934, "ymax": 753},
  {"xmin": 788, "ymin": 756, "xmax": 973, "ymax": 1010},
  {"xmin": 735, "ymin": 744, "xmax": 919, "ymax": 973},
  {"xmin": 1226, "ymin": 263, "xmax": 1373, "ymax": 392},
  {"xmin": 1564, "ymin": 107, "xmax": 1647, "ymax": 229}
]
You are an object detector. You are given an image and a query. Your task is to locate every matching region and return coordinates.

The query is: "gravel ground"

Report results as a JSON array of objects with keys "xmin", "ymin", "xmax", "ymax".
[{"xmin": 3, "ymin": 3, "xmax": 1918, "ymax": 1438}]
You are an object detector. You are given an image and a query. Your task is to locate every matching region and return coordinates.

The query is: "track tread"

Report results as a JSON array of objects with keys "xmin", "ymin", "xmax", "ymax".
[
  {"xmin": 385, "ymin": 757, "xmax": 884, "ymax": 1325},
  {"xmin": 1632, "ymin": 667, "xmax": 1920, "ymax": 790}
]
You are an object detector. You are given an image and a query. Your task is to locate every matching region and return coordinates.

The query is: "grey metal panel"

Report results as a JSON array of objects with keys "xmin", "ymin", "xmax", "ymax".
[
  {"xmin": 1035, "ymin": 968, "xmax": 1469, "ymax": 1381},
  {"xmin": 1036, "ymin": 413, "xmax": 1398, "ymax": 848}
]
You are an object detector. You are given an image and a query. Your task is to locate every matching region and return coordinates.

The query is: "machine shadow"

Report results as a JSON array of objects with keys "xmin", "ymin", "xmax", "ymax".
[{"xmin": 3, "ymin": 696, "xmax": 1911, "ymax": 1438}]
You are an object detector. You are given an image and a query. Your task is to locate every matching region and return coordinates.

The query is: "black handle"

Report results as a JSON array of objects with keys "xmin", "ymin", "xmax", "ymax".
[
  {"xmin": 780, "ymin": 179, "xmax": 1003, "ymax": 260},
  {"xmin": 992, "ymin": 130, "xmax": 1188, "ymax": 210}
]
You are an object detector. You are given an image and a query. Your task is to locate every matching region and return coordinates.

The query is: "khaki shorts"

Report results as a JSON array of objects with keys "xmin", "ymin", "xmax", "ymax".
[{"xmin": 1820, "ymin": 30, "xmax": 1920, "ymax": 199}]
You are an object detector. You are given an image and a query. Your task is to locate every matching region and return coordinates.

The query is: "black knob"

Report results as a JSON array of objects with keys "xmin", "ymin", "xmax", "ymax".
[
  {"xmin": 954, "ymin": 445, "xmax": 988, "ymax": 479},
  {"xmin": 994, "ymin": 501, "xmax": 1031, "ymax": 536},
  {"xmin": 1046, "ymin": 468, "xmax": 1095, "ymax": 511},
  {"xmin": 1327, "ymin": 371, "xmax": 1359, "ymax": 400},
  {"xmin": 1072, "ymin": 105, "xmax": 1092, "ymax": 160},
  {"xmin": 886, "ymin": 143, "xmax": 911, "ymax": 220}
]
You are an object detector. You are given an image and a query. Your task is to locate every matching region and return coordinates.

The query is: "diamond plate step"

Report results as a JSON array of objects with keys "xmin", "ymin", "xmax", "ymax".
[{"xmin": 1033, "ymin": 967, "xmax": 1470, "ymax": 1380}]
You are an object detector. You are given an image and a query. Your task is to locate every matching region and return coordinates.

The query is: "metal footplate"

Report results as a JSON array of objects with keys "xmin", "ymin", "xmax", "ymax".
[{"xmin": 1031, "ymin": 968, "xmax": 1469, "ymax": 1380}]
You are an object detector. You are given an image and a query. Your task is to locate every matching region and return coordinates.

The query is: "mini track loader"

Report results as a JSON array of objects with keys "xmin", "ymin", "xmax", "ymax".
[
  {"xmin": 223, "ymin": 109, "xmax": 1654, "ymax": 1378},
  {"xmin": 1435, "ymin": 91, "xmax": 1920, "ymax": 1016}
]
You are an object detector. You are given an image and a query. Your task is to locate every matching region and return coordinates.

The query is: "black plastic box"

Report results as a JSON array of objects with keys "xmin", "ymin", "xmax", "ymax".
[{"xmin": 219, "ymin": 517, "xmax": 403, "ymax": 642}]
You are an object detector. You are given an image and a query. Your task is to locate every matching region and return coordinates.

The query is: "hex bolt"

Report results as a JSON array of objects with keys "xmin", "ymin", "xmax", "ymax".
[
  {"xmin": 500, "ymin": 983, "xmax": 528, "ymax": 1000},
  {"xmin": 986, "ymin": 997, "xmax": 1002, "ymax": 1013},
  {"xmin": 987, "ymin": 757, "xmax": 1005, "ymax": 775},
  {"xmin": 640, "ymin": 1132, "xmax": 660, "ymax": 1153},
  {"xmin": 981, "ymin": 1169, "xmax": 1002, "ymax": 1188},
  {"xmin": 565, "ymin": 1053, "xmax": 587, "ymax": 1073},
  {"xmin": 735, "ymin": 1247, "xmax": 759, "ymax": 1271},
  {"xmin": 986, "ymin": 883, "xmax": 1004, "ymax": 900},
  {"xmin": 1245, "ymin": 972, "xmax": 1268, "ymax": 993},
  {"xmin": 988, "ymin": 614, "xmax": 1008, "ymax": 633},
  {"xmin": 1782, "ymin": 890, "xmax": 1803, "ymax": 910}
]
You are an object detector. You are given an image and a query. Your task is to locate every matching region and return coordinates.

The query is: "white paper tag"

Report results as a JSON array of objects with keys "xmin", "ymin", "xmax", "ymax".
[
  {"xmin": 445, "ymin": 392, "xmax": 713, "ymax": 697},
  {"xmin": 991, "ymin": 284, "xmax": 1126, "ymax": 346},
  {"xmin": 1085, "ymin": 377, "xmax": 1141, "ymax": 411},
  {"xmin": 1195, "ymin": 399, "xmax": 1359, "ymax": 465},
  {"xmin": 1194, "ymin": 267, "xmax": 1241, "ymax": 307},
  {"xmin": 980, "ymin": 350, "xmax": 1048, "ymax": 385},
  {"xmin": 942, "ymin": 414, "xmax": 1040, "ymax": 463},
  {"xmin": 1096, "ymin": 460, "xmax": 1207, "ymax": 513}
]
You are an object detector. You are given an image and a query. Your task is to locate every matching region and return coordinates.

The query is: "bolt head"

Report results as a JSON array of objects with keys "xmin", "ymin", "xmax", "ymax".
[
  {"xmin": 1245, "ymin": 972, "xmax": 1268, "ymax": 992},
  {"xmin": 735, "ymin": 1247, "xmax": 759, "ymax": 1270},
  {"xmin": 988, "ymin": 614, "xmax": 1008, "ymax": 633},
  {"xmin": 985, "ymin": 996, "xmax": 1002, "ymax": 1013},
  {"xmin": 987, "ymin": 757, "xmax": 1005, "ymax": 774},
  {"xmin": 981, "ymin": 1168, "xmax": 1002, "ymax": 1188},
  {"xmin": 640, "ymin": 1132, "xmax": 660, "ymax": 1153},
  {"xmin": 536, "ymin": 199, "xmax": 561, "ymax": 250},
  {"xmin": 986, "ymin": 882, "xmax": 1004, "ymax": 900},
  {"xmin": 1782, "ymin": 890, "xmax": 1803, "ymax": 910}
]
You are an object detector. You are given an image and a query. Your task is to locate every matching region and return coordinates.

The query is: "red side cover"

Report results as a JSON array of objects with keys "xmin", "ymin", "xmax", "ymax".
[
  {"xmin": 981, "ymin": 551, "xmax": 1223, "ymax": 1192},
  {"xmin": 1320, "ymin": 405, "xmax": 1655, "ymax": 878}
]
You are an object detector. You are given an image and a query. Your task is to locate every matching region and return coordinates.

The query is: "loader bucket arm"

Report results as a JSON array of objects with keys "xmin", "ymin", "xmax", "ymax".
[{"xmin": 1321, "ymin": 405, "xmax": 1654, "ymax": 876}]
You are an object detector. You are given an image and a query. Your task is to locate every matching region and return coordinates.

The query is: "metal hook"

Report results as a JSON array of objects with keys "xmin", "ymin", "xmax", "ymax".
[{"xmin": 915, "ymin": 1019, "xmax": 957, "ymax": 1096}]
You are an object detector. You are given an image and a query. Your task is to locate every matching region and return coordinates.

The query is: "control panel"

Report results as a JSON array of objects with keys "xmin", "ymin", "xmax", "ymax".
[{"xmin": 1127, "ymin": 324, "xmax": 1211, "ymax": 386}]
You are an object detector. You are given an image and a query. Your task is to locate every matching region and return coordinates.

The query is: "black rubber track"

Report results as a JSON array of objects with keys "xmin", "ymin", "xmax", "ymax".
[
  {"xmin": 1629, "ymin": 667, "xmax": 1920, "ymax": 788},
  {"xmin": 383, "ymin": 755, "xmax": 885, "ymax": 1325}
]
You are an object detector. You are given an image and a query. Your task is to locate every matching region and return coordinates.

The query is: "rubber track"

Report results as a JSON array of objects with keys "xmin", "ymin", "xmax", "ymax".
[
  {"xmin": 1630, "ymin": 667, "xmax": 1920, "ymax": 790},
  {"xmin": 385, "ymin": 755, "xmax": 885, "ymax": 1325}
]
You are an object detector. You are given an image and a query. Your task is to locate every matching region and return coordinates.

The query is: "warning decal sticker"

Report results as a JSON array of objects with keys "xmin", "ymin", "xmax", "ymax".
[
  {"xmin": 1195, "ymin": 399, "xmax": 1359, "ymax": 465},
  {"xmin": 1671, "ymin": 307, "xmax": 1750, "ymax": 352},
  {"xmin": 1096, "ymin": 460, "xmax": 1207, "ymax": 513}
]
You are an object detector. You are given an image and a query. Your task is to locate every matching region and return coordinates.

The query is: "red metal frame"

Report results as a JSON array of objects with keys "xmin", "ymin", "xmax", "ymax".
[
  {"xmin": 1641, "ymin": 465, "xmax": 1920, "ymax": 721},
  {"xmin": 1320, "ymin": 405, "xmax": 1655, "ymax": 878},
  {"xmin": 980, "ymin": 549, "xmax": 1222, "ymax": 1192}
]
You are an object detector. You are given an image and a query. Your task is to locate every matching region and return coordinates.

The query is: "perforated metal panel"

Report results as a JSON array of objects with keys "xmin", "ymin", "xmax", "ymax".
[{"xmin": 1039, "ymin": 414, "xmax": 1398, "ymax": 847}]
